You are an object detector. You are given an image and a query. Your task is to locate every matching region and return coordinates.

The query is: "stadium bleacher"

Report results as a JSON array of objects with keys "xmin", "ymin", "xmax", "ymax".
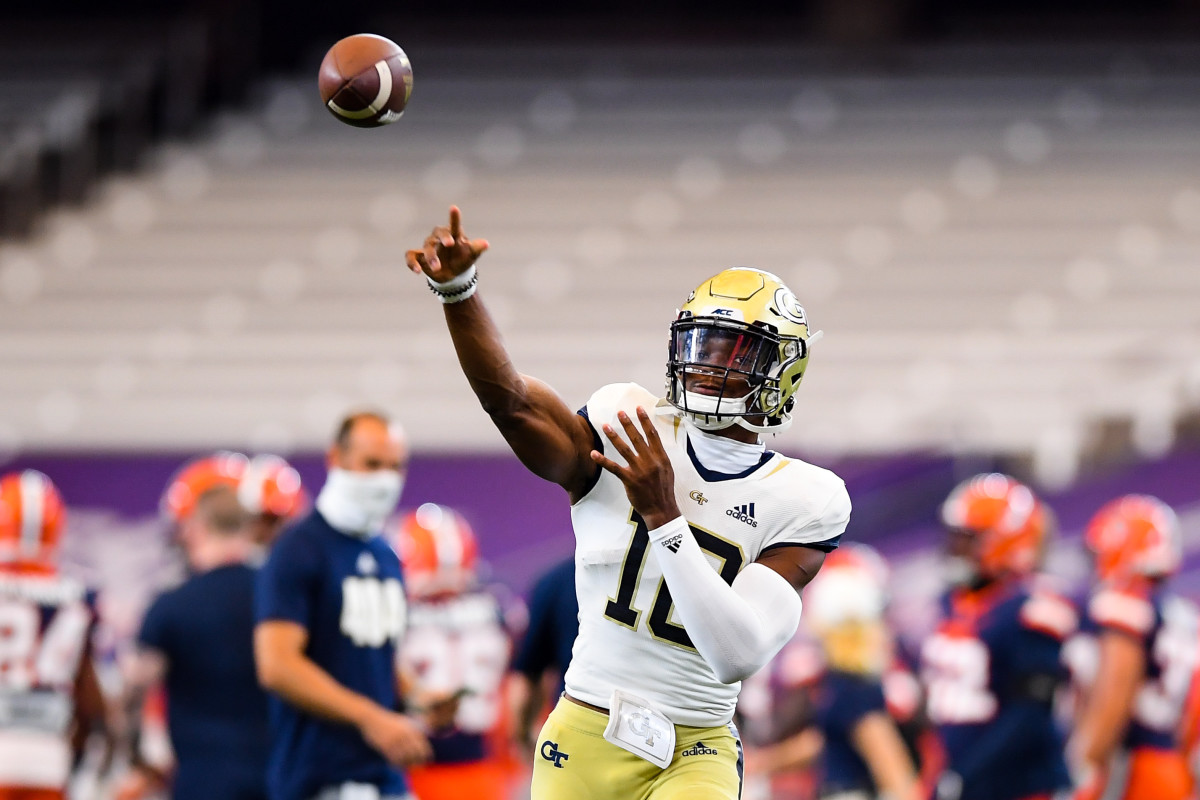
[
  {"xmin": 2, "ymin": 41, "xmax": 1199, "ymax": 491},
  {"xmin": 0, "ymin": 18, "xmax": 212, "ymax": 236}
]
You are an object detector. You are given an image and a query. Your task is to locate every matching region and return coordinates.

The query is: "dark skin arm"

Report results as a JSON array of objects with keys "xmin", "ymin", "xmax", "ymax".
[
  {"xmin": 404, "ymin": 207, "xmax": 597, "ymax": 501},
  {"xmin": 593, "ymin": 406, "xmax": 825, "ymax": 589}
]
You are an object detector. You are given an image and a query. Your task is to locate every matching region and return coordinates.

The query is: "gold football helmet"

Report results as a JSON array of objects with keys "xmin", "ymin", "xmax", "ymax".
[{"xmin": 667, "ymin": 267, "xmax": 820, "ymax": 433}]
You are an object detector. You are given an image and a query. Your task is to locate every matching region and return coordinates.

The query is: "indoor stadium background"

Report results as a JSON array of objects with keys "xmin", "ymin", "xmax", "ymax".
[{"xmin": 2, "ymin": 1, "xmax": 1200, "ymax": 797}]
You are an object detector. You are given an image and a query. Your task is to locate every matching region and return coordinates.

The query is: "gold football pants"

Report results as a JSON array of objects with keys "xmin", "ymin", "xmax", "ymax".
[{"xmin": 530, "ymin": 697, "xmax": 743, "ymax": 800}]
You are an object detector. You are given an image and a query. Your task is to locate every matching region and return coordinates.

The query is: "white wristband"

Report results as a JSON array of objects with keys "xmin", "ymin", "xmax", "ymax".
[{"xmin": 426, "ymin": 265, "xmax": 478, "ymax": 304}]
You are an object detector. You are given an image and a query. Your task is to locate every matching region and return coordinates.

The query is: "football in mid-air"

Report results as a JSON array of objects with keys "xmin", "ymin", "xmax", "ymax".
[{"xmin": 318, "ymin": 34, "xmax": 413, "ymax": 128}]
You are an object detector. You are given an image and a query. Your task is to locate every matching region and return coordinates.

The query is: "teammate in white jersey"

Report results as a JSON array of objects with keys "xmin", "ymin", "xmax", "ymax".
[{"xmin": 405, "ymin": 207, "xmax": 850, "ymax": 800}]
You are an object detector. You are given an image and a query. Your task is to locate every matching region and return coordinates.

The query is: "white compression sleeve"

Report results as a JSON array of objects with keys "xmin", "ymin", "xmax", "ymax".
[{"xmin": 647, "ymin": 516, "xmax": 804, "ymax": 684}]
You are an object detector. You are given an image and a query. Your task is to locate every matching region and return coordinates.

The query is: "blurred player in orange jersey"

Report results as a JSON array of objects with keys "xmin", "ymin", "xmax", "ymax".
[
  {"xmin": 922, "ymin": 473, "xmax": 1076, "ymax": 800},
  {"xmin": 1067, "ymin": 495, "xmax": 1199, "ymax": 800},
  {"xmin": 162, "ymin": 451, "xmax": 307, "ymax": 548},
  {"xmin": 394, "ymin": 503, "xmax": 516, "ymax": 800},
  {"xmin": 0, "ymin": 470, "xmax": 108, "ymax": 800}
]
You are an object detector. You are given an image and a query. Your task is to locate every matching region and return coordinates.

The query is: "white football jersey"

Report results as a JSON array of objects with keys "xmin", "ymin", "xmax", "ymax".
[
  {"xmin": 399, "ymin": 591, "xmax": 511, "ymax": 735},
  {"xmin": 0, "ymin": 572, "xmax": 94, "ymax": 788},
  {"xmin": 564, "ymin": 383, "xmax": 851, "ymax": 727}
]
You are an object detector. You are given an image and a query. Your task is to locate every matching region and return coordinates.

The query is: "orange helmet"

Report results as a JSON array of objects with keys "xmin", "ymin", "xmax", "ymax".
[
  {"xmin": 1085, "ymin": 494, "xmax": 1181, "ymax": 583},
  {"xmin": 162, "ymin": 452, "xmax": 305, "ymax": 522},
  {"xmin": 238, "ymin": 455, "xmax": 306, "ymax": 519},
  {"xmin": 941, "ymin": 473, "xmax": 1049, "ymax": 579},
  {"xmin": 394, "ymin": 503, "xmax": 478, "ymax": 599},
  {"xmin": 0, "ymin": 470, "xmax": 66, "ymax": 572}
]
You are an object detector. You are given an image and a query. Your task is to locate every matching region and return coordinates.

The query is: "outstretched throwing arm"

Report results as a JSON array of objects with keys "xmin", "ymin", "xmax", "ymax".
[{"xmin": 405, "ymin": 207, "xmax": 597, "ymax": 500}]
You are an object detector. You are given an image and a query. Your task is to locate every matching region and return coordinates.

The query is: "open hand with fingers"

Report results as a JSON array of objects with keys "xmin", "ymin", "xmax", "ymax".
[
  {"xmin": 591, "ymin": 407, "xmax": 682, "ymax": 530},
  {"xmin": 404, "ymin": 205, "xmax": 489, "ymax": 284},
  {"xmin": 359, "ymin": 705, "xmax": 432, "ymax": 767}
]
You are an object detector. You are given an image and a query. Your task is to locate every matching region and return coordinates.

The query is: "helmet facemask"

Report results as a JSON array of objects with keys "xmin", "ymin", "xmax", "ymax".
[{"xmin": 666, "ymin": 314, "xmax": 807, "ymax": 433}]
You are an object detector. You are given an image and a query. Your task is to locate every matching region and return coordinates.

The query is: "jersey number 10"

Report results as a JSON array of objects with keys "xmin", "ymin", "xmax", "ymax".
[{"xmin": 603, "ymin": 512, "xmax": 742, "ymax": 650}]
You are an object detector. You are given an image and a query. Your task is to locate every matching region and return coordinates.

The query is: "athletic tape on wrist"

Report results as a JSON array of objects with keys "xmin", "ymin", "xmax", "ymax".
[{"xmin": 426, "ymin": 265, "xmax": 478, "ymax": 304}]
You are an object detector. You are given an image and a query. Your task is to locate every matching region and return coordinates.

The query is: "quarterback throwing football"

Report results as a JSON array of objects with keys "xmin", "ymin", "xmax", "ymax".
[{"xmin": 406, "ymin": 207, "xmax": 850, "ymax": 800}]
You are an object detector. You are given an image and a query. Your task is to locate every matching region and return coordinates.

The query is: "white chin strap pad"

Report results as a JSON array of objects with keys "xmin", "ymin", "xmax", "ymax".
[{"xmin": 679, "ymin": 389, "xmax": 744, "ymax": 430}]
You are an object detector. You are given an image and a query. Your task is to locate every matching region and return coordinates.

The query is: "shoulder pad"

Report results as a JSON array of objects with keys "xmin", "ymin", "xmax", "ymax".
[
  {"xmin": 762, "ymin": 466, "xmax": 851, "ymax": 549},
  {"xmin": 1089, "ymin": 587, "xmax": 1155, "ymax": 637},
  {"xmin": 584, "ymin": 383, "xmax": 658, "ymax": 427},
  {"xmin": 1019, "ymin": 590, "xmax": 1079, "ymax": 640}
]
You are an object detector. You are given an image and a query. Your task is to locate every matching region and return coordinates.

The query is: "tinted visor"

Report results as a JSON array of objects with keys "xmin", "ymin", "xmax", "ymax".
[{"xmin": 671, "ymin": 319, "xmax": 778, "ymax": 377}]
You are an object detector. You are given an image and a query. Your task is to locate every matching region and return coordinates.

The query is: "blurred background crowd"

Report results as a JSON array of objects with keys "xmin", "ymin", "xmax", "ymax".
[{"xmin": 2, "ymin": 0, "xmax": 1200, "ymax": 797}]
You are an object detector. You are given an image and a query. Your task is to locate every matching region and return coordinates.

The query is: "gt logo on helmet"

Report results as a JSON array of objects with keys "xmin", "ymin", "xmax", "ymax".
[{"xmin": 773, "ymin": 288, "xmax": 808, "ymax": 325}]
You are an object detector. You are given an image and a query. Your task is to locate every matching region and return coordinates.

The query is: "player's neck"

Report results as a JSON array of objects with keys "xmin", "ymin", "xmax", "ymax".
[
  {"xmin": 708, "ymin": 424, "xmax": 761, "ymax": 446},
  {"xmin": 189, "ymin": 538, "xmax": 253, "ymax": 573},
  {"xmin": 685, "ymin": 419, "xmax": 765, "ymax": 475}
]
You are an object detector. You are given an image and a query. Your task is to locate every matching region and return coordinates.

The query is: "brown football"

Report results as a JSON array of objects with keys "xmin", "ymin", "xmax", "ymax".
[{"xmin": 318, "ymin": 34, "xmax": 413, "ymax": 128}]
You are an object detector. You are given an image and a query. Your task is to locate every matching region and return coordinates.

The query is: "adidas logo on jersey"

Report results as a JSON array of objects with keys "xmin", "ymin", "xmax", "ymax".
[
  {"xmin": 681, "ymin": 741, "xmax": 718, "ymax": 756},
  {"xmin": 726, "ymin": 503, "xmax": 758, "ymax": 527},
  {"xmin": 662, "ymin": 534, "xmax": 684, "ymax": 553}
]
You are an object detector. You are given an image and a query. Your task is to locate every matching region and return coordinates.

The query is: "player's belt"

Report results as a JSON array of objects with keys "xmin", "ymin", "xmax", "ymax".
[
  {"xmin": 564, "ymin": 692, "xmax": 609, "ymax": 715},
  {"xmin": 0, "ymin": 692, "xmax": 71, "ymax": 734}
]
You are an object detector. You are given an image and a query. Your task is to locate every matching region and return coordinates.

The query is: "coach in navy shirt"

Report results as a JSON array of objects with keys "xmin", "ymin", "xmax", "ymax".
[
  {"xmin": 255, "ymin": 412, "xmax": 430, "ymax": 800},
  {"xmin": 508, "ymin": 555, "xmax": 578, "ymax": 755},
  {"xmin": 123, "ymin": 484, "xmax": 270, "ymax": 800}
]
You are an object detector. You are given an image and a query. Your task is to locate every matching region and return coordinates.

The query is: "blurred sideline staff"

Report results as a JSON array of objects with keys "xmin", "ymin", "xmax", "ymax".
[
  {"xmin": 507, "ymin": 554, "xmax": 578, "ymax": 761},
  {"xmin": 117, "ymin": 483, "xmax": 276, "ymax": 800},
  {"xmin": 118, "ymin": 450, "xmax": 305, "ymax": 795},
  {"xmin": 0, "ymin": 470, "xmax": 108, "ymax": 800},
  {"xmin": 255, "ymin": 411, "xmax": 430, "ymax": 800},
  {"xmin": 922, "ymin": 473, "xmax": 1076, "ymax": 800},
  {"xmin": 1067, "ymin": 495, "xmax": 1199, "ymax": 800},
  {"xmin": 395, "ymin": 503, "xmax": 516, "ymax": 800}
]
